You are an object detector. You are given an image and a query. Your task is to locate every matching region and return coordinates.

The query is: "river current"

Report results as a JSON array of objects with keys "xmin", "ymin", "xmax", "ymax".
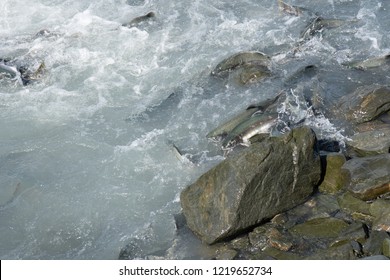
[{"xmin": 0, "ymin": 0, "xmax": 389, "ymax": 259}]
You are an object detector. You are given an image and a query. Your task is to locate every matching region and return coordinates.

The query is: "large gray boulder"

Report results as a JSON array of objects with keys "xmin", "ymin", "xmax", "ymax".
[{"xmin": 180, "ymin": 126, "xmax": 322, "ymax": 244}]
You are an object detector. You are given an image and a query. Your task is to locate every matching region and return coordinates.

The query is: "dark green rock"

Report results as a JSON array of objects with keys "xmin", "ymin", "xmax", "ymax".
[
  {"xmin": 370, "ymin": 199, "xmax": 390, "ymax": 232},
  {"xmin": 342, "ymin": 154, "xmax": 390, "ymax": 201},
  {"xmin": 180, "ymin": 127, "xmax": 321, "ymax": 244},
  {"xmin": 330, "ymin": 222, "xmax": 368, "ymax": 246},
  {"xmin": 261, "ymin": 246, "xmax": 303, "ymax": 260},
  {"xmin": 284, "ymin": 194, "xmax": 340, "ymax": 229},
  {"xmin": 383, "ymin": 239, "xmax": 390, "ymax": 258},
  {"xmin": 289, "ymin": 217, "xmax": 349, "ymax": 239},
  {"xmin": 319, "ymin": 153, "xmax": 348, "ymax": 194},
  {"xmin": 307, "ymin": 242, "xmax": 358, "ymax": 260},
  {"xmin": 363, "ymin": 230, "xmax": 389, "ymax": 256},
  {"xmin": 337, "ymin": 192, "xmax": 373, "ymax": 224}
]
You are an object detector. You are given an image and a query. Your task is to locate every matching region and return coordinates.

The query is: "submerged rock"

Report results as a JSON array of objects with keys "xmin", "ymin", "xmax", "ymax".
[
  {"xmin": 335, "ymin": 85, "xmax": 390, "ymax": 124},
  {"xmin": 342, "ymin": 154, "xmax": 390, "ymax": 201},
  {"xmin": 180, "ymin": 126, "xmax": 321, "ymax": 244},
  {"xmin": 343, "ymin": 54, "xmax": 390, "ymax": 70}
]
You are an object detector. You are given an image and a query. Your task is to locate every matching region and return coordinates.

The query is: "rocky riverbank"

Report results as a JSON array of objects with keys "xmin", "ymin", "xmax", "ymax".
[
  {"xmin": 175, "ymin": 86, "xmax": 390, "ymax": 260},
  {"xmin": 119, "ymin": 82, "xmax": 390, "ymax": 260}
]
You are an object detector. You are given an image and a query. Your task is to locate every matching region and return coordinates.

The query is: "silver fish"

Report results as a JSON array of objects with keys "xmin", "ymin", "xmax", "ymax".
[
  {"xmin": 207, "ymin": 91, "xmax": 284, "ymax": 140},
  {"xmin": 211, "ymin": 51, "xmax": 271, "ymax": 78},
  {"xmin": 222, "ymin": 113, "xmax": 279, "ymax": 150},
  {"xmin": 278, "ymin": 0, "xmax": 304, "ymax": 17},
  {"xmin": 123, "ymin": 12, "xmax": 156, "ymax": 28},
  {"xmin": 0, "ymin": 61, "xmax": 26, "ymax": 85},
  {"xmin": 342, "ymin": 54, "xmax": 390, "ymax": 70},
  {"xmin": 300, "ymin": 17, "xmax": 346, "ymax": 41}
]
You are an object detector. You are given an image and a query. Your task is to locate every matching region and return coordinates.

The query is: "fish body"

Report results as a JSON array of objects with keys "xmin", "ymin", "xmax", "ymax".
[
  {"xmin": 300, "ymin": 17, "xmax": 345, "ymax": 41},
  {"xmin": 211, "ymin": 51, "xmax": 271, "ymax": 78},
  {"xmin": 343, "ymin": 55, "xmax": 390, "ymax": 70},
  {"xmin": 278, "ymin": 0, "xmax": 304, "ymax": 17},
  {"xmin": 123, "ymin": 12, "xmax": 156, "ymax": 28},
  {"xmin": 222, "ymin": 113, "xmax": 279, "ymax": 150},
  {"xmin": 207, "ymin": 107, "xmax": 259, "ymax": 140},
  {"xmin": 237, "ymin": 65, "xmax": 271, "ymax": 85},
  {"xmin": 0, "ymin": 60, "xmax": 28, "ymax": 85},
  {"xmin": 207, "ymin": 91, "xmax": 284, "ymax": 140}
]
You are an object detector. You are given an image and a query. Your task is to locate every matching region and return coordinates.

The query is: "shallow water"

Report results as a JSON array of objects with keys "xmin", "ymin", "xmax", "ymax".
[{"xmin": 0, "ymin": 0, "xmax": 389, "ymax": 259}]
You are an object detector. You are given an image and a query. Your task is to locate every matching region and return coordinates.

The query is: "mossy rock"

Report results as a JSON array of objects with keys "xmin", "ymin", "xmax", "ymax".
[
  {"xmin": 319, "ymin": 153, "xmax": 348, "ymax": 194},
  {"xmin": 289, "ymin": 217, "xmax": 349, "ymax": 239}
]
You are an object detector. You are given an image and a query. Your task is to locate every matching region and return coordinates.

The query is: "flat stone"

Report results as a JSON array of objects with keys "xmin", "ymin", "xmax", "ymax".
[
  {"xmin": 319, "ymin": 153, "xmax": 348, "ymax": 194},
  {"xmin": 307, "ymin": 242, "xmax": 358, "ymax": 260},
  {"xmin": 337, "ymin": 192, "xmax": 371, "ymax": 214},
  {"xmin": 347, "ymin": 127, "xmax": 390, "ymax": 157},
  {"xmin": 289, "ymin": 217, "xmax": 349, "ymax": 239},
  {"xmin": 342, "ymin": 154, "xmax": 390, "ymax": 200},
  {"xmin": 180, "ymin": 127, "xmax": 321, "ymax": 244},
  {"xmin": 363, "ymin": 230, "xmax": 389, "ymax": 256},
  {"xmin": 336, "ymin": 85, "xmax": 390, "ymax": 124},
  {"xmin": 370, "ymin": 199, "xmax": 390, "ymax": 232},
  {"xmin": 265, "ymin": 228, "xmax": 293, "ymax": 252},
  {"xmin": 383, "ymin": 239, "xmax": 390, "ymax": 258},
  {"xmin": 330, "ymin": 222, "xmax": 368, "ymax": 246}
]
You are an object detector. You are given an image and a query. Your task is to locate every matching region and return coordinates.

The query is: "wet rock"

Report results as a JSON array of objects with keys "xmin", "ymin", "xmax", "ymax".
[
  {"xmin": 283, "ymin": 194, "xmax": 340, "ymax": 229},
  {"xmin": 248, "ymin": 224, "xmax": 272, "ymax": 250},
  {"xmin": 261, "ymin": 246, "xmax": 302, "ymax": 260},
  {"xmin": 265, "ymin": 228, "xmax": 293, "ymax": 252},
  {"xmin": 319, "ymin": 153, "xmax": 347, "ymax": 194},
  {"xmin": 180, "ymin": 126, "xmax": 321, "ymax": 244},
  {"xmin": 363, "ymin": 230, "xmax": 389, "ymax": 256},
  {"xmin": 337, "ymin": 192, "xmax": 373, "ymax": 224},
  {"xmin": 289, "ymin": 217, "xmax": 349, "ymax": 239},
  {"xmin": 214, "ymin": 246, "xmax": 238, "ymax": 260},
  {"xmin": 347, "ymin": 127, "xmax": 390, "ymax": 157},
  {"xmin": 335, "ymin": 85, "xmax": 390, "ymax": 124},
  {"xmin": 308, "ymin": 242, "xmax": 358, "ymax": 260},
  {"xmin": 342, "ymin": 154, "xmax": 390, "ymax": 201},
  {"xmin": 370, "ymin": 199, "xmax": 390, "ymax": 232},
  {"xmin": 330, "ymin": 222, "xmax": 368, "ymax": 247},
  {"xmin": 383, "ymin": 239, "xmax": 390, "ymax": 258}
]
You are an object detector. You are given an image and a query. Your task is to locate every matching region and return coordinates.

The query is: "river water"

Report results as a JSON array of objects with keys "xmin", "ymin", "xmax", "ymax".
[{"xmin": 0, "ymin": 0, "xmax": 389, "ymax": 259}]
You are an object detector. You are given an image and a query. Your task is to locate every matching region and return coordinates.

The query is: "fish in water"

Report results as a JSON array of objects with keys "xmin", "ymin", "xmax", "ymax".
[
  {"xmin": 222, "ymin": 112, "xmax": 279, "ymax": 151},
  {"xmin": 236, "ymin": 64, "xmax": 272, "ymax": 85},
  {"xmin": 207, "ymin": 91, "xmax": 285, "ymax": 140},
  {"xmin": 342, "ymin": 54, "xmax": 390, "ymax": 70},
  {"xmin": 0, "ymin": 59, "xmax": 46, "ymax": 86},
  {"xmin": 0, "ymin": 60, "xmax": 29, "ymax": 85},
  {"xmin": 300, "ymin": 17, "xmax": 347, "ymax": 41},
  {"xmin": 211, "ymin": 51, "xmax": 271, "ymax": 78},
  {"xmin": 122, "ymin": 12, "xmax": 156, "ymax": 28},
  {"xmin": 277, "ymin": 0, "xmax": 304, "ymax": 17}
]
